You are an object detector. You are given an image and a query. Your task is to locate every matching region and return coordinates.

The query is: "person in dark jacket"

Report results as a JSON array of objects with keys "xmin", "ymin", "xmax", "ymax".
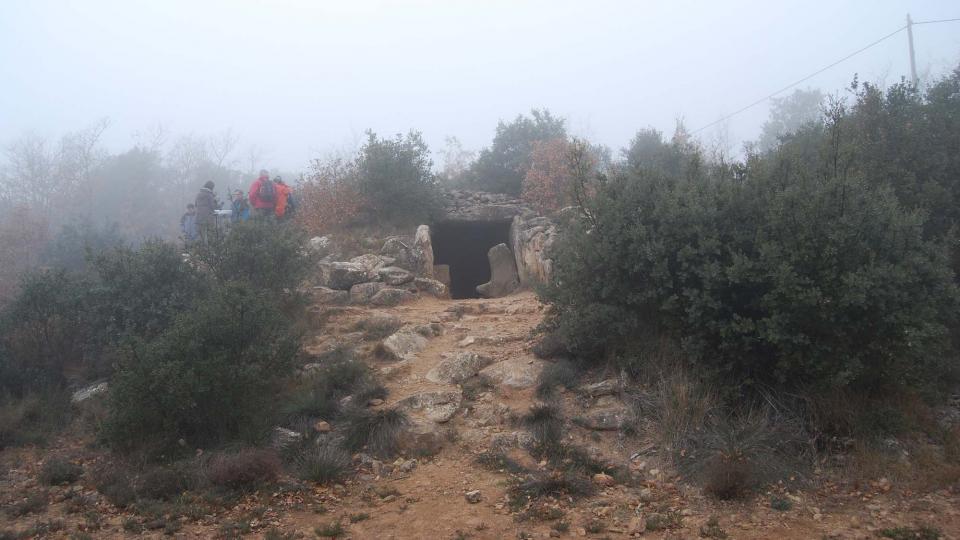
[{"xmin": 195, "ymin": 180, "xmax": 219, "ymax": 242}]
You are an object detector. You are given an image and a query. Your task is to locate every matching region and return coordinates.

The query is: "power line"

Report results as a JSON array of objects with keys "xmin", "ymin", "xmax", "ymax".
[
  {"xmin": 692, "ymin": 24, "xmax": 907, "ymax": 135},
  {"xmin": 913, "ymin": 17, "xmax": 960, "ymax": 25}
]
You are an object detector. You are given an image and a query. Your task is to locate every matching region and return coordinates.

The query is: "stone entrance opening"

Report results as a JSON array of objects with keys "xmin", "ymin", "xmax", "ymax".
[{"xmin": 432, "ymin": 220, "xmax": 512, "ymax": 299}]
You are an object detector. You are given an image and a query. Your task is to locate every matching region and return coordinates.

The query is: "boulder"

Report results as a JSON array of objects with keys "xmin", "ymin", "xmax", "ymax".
[
  {"xmin": 381, "ymin": 331, "xmax": 428, "ymax": 361},
  {"xmin": 426, "ymin": 352, "xmax": 495, "ymax": 384},
  {"xmin": 350, "ymin": 253, "xmax": 389, "ymax": 275},
  {"xmin": 349, "ymin": 282, "xmax": 386, "ymax": 304},
  {"xmin": 397, "ymin": 389, "xmax": 463, "ymax": 423},
  {"xmin": 412, "ymin": 225, "xmax": 434, "ymax": 277},
  {"xmin": 396, "ymin": 417, "xmax": 450, "ymax": 457},
  {"xmin": 378, "ymin": 266, "xmax": 415, "ymax": 286},
  {"xmin": 370, "ymin": 288, "xmax": 416, "ymax": 307},
  {"xmin": 576, "ymin": 407, "xmax": 629, "ymax": 431},
  {"xmin": 311, "ymin": 286, "xmax": 349, "ymax": 305},
  {"xmin": 479, "ymin": 357, "xmax": 545, "ymax": 389},
  {"xmin": 414, "ymin": 277, "xmax": 449, "ymax": 298},
  {"xmin": 476, "ymin": 243, "xmax": 520, "ymax": 298},
  {"xmin": 509, "ymin": 215, "xmax": 557, "ymax": 287},
  {"xmin": 324, "ymin": 261, "xmax": 370, "ymax": 290}
]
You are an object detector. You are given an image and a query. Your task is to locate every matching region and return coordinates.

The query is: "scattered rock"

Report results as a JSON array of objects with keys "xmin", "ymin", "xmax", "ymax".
[
  {"xmin": 324, "ymin": 261, "xmax": 370, "ymax": 290},
  {"xmin": 465, "ymin": 490, "xmax": 482, "ymax": 504},
  {"xmin": 414, "ymin": 277, "xmax": 449, "ymax": 298},
  {"xmin": 579, "ymin": 379, "xmax": 620, "ymax": 398},
  {"xmin": 398, "ymin": 459, "xmax": 418, "ymax": 473},
  {"xmin": 458, "ymin": 336, "xmax": 477, "ymax": 347},
  {"xmin": 272, "ymin": 427, "xmax": 303, "ymax": 450},
  {"xmin": 592, "ymin": 473, "xmax": 615, "ymax": 487},
  {"xmin": 71, "ymin": 381, "xmax": 108, "ymax": 403},
  {"xmin": 349, "ymin": 282, "xmax": 386, "ymax": 304},
  {"xmin": 378, "ymin": 266, "xmax": 415, "ymax": 285},
  {"xmin": 476, "ymin": 243, "xmax": 520, "ymax": 298},
  {"xmin": 311, "ymin": 286, "xmax": 349, "ymax": 305},
  {"xmin": 381, "ymin": 332, "xmax": 428, "ymax": 361},
  {"xmin": 426, "ymin": 352, "xmax": 495, "ymax": 384},
  {"xmin": 479, "ymin": 357, "xmax": 545, "ymax": 389},
  {"xmin": 398, "ymin": 390, "xmax": 463, "ymax": 423},
  {"xmin": 575, "ymin": 407, "xmax": 629, "ymax": 431},
  {"xmin": 370, "ymin": 288, "xmax": 416, "ymax": 307},
  {"xmin": 396, "ymin": 417, "xmax": 450, "ymax": 457},
  {"xmin": 314, "ymin": 421, "xmax": 331, "ymax": 433}
]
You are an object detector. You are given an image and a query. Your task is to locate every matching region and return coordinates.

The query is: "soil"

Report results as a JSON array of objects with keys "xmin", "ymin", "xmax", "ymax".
[{"xmin": 3, "ymin": 291, "xmax": 960, "ymax": 539}]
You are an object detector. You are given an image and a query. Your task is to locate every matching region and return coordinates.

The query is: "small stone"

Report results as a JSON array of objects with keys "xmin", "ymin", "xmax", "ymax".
[
  {"xmin": 368, "ymin": 398, "xmax": 384, "ymax": 406},
  {"xmin": 465, "ymin": 490, "xmax": 482, "ymax": 503},
  {"xmin": 314, "ymin": 420, "xmax": 331, "ymax": 433},
  {"xmin": 593, "ymin": 472, "xmax": 615, "ymax": 487}
]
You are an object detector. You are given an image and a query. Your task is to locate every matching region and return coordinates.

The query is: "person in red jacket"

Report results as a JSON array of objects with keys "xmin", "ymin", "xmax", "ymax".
[{"xmin": 248, "ymin": 169, "xmax": 276, "ymax": 220}]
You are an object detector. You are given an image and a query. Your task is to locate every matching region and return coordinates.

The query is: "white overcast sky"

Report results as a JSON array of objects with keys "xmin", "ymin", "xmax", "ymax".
[{"xmin": 1, "ymin": 0, "xmax": 958, "ymax": 171}]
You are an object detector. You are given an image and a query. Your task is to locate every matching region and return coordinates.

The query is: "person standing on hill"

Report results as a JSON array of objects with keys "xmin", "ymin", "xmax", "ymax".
[
  {"xmin": 180, "ymin": 203, "xmax": 198, "ymax": 245},
  {"xmin": 248, "ymin": 169, "xmax": 276, "ymax": 221},
  {"xmin": 230, "ymin": 189, "xmax": 250, "ymax": 223},
  {"xmin": 194, "ymin": 180, "xmax": 219, "ymax": 243},
  {"xmin": 273, "ymin": 177, "xmax": 293, "ymax": 221}
]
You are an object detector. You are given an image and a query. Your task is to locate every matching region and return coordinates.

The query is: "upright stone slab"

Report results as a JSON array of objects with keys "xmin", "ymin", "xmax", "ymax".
[
  {"xmin": 413, "ymin": 225, "xmax": 434, "ymax": 277},
  {"xmin": 476, "ymin": 243, "xmax": 520, "ymax": 298}
]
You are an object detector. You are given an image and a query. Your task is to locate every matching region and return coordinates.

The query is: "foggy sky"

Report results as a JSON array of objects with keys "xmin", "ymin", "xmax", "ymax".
[{"xmin": 2, "ymin": 0, "xmax": 959, "ymax": 172}]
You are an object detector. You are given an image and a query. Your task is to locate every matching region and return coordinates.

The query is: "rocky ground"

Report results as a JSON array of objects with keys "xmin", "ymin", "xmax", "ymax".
[{"xmin": 3, "ymin": 291, "xmax": 960, "ymax": 539}]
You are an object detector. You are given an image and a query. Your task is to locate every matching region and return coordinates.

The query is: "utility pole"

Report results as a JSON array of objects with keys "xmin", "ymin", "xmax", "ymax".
[{"xmin": 906, "ymin": 13, "xmax": 918, "ymax": 86}]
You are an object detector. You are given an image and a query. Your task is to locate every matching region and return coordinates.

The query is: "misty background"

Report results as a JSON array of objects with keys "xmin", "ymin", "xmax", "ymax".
[{"xmin": 2, "ymin": 0, "xmax": 958, "ymax": 171}]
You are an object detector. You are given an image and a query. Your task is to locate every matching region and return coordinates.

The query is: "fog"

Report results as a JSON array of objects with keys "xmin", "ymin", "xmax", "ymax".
[{"xmin": 2, "ymin": 0, "xmax": 959, "ymax": 170}]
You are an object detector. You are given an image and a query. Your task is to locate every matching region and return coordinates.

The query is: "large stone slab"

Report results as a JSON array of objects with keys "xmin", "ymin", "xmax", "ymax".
[
  {"xmin": 476, "ymin": 243, "xmax": 520, "ymax": 298},
  {"xmin": 479, "ymin": 357, "xmax": 545, "ymax": 389},
  {"xmin": 397, "ymin": 389, "xmax": 463, "ymax": 423},
  {"xmin": 323, "ymin": 261, "xmax": 371, "ymax": 290},
  {"xmin": 350, "ymin": 282, "xmax": 386, "ymax": 304},
  {"xmin": 426, "ymin": 352, "xmax": 494, "ymax": 384},
  {"xmin": 381, "ymin": 331, "xmax": 428, "ymax": 361}
]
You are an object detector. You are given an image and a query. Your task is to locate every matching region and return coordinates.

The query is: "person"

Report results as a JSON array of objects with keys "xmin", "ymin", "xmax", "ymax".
[
  {"xmin": 273, "ymin": 176, "xmax": 293, "ymax": 221},
  {"xmin": 230, "ymin": 189, "xmax": 250, "ymax": 223},
  {"xmin": 248, "ymin": 169, "xmax": 276, "ymax": 221},
  {"xmin": 195, "ymin": 180, "xmax": 219, "ymax": 243},
  {"xmin": 180, "ymin": 203, "xmax": 198, "ymax": 244}
]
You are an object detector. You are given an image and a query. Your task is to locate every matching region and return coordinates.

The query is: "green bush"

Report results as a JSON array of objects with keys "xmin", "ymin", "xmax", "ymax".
[
  {"xmin": 0, "ymin": 270, "xmax": 91, "ymax": 395},
  {"xmin": 90, "ymin": 239, "xmax": 207, "ymax": 341},
  {"xmin": 192, "ymin": 220, "xmax": 312, "ymax": 294},
  {"xmin": 543, "ymin": 152, "xmax": 958, "ymax": 394},
  {"xmin": 352, "ymin": 130, "xmax": 442, "ymax": 226},
  {"xmin": 104, "ymin": 282, "xmax": 299, "ymax": 453}
]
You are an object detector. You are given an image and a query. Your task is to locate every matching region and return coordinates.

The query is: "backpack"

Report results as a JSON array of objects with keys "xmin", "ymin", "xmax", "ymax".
[{"xmin": 258, "ymin": 179, "xmax": 276, "ymax": 202}]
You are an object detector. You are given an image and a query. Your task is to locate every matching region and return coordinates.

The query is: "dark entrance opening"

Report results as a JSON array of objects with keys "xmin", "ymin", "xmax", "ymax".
[{"xmin": 432, "ymin": 220, "xmax": 512, "ymax": 299}]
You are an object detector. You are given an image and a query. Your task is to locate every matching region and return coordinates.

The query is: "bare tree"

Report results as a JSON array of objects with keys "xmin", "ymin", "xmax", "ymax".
[
  {"xmin": 132, "ymin": 122, "xmax": 168, "ymax": 154},
  {"xmin": 167, "ymin": 135, "xmax": 210, "ymax": 202},
  {"xmin": 245, "ymin": 144, "xmax": 270, "ymax": 175},
  {"xmin": 208, "ymin": 128, "xmax": 239, "ymax": 168},
  {"xmin": 3, "ymin": 134, "xmax": 56, "ymax": 210}
]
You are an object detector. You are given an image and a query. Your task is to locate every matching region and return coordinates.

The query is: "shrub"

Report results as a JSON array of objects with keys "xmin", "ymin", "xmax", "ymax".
[
  {"xmin": 7, "ymin": 491, "xmax": 48, "ymax": 517},
  {"xmin": 352, "ymin": 130, "xmax": 442, "ymax": 226},
  {"xmin": 136, "ymin": 464, "xmax": 195, "ymax": 501},
  {"xmin": 879, "ymin": 526, "xmax": 941, "ymax": 540},
  {"xmin": 521, "ymin": 403, "xmax": 563, "ymax": 456},
  {"xmin": 535, "ymin": 360, "xmax": 579, "ymax": 399},
  {"xmin": 93, "ymin": 465, "xmax": 136, "ymax": 508},
  {"xmin": 0, "ymin": 391, "xmax": 71, "ymax": 449},
  {"xmin": 41, "ymin": 219, "xmax": 124, "ymax": 273},
  {"xmin": 341, "ymin": 407, "xmax": 408, "ymax": 458},
  {"xmin": 315, "ymin": 521, "xmax": 345, "ymax": 538},
  {"xmin": 90, "ymin": 239, "xmax": 207, "ymax": 341},
  {"xmin": 192, "ymin": 220, "xmax": 312, "ymax": 293},
  {"xmin": 295, "ymin": 444, "xmax": 352, "ymax": 485},
  {"xmin": 104, "ymin": 282, "xmax": 298, "ymax": 453},
  {"xmin": 206, "ymin": 448, "xmax": 282, "ymax": 491},
  {"xmin": 0, "ymin": 270, "xmax": 91, "ymax": 395},
  {"xmin": 38, "ymin": 457, "xmax": 83, "ymax": 485},
  {"xmin": 284, "ymin": 353, "xmax": 368, "ymax": 421},
  {"xmin": 297, "ymin": 159, "xmax": 367, "ymax": 234},
  {"xmin": 543, "ymin": 144, "xmax": 959, "ymax": 395}
]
